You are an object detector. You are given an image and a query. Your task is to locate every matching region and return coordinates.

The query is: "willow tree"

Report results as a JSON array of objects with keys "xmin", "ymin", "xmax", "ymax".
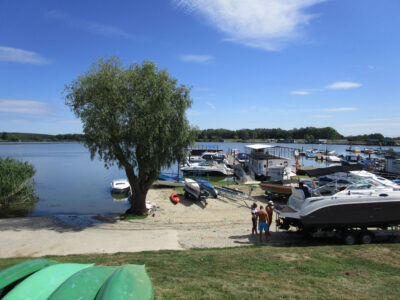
[{"xmin": 65, "ymin": 57, "xmax": 195, "ymax": 215}]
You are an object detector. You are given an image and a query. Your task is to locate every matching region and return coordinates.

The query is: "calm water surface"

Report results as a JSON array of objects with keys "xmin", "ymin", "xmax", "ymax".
[{"xmin": 1, "ymin": 142, "xmax": 398, "ymax": 216}]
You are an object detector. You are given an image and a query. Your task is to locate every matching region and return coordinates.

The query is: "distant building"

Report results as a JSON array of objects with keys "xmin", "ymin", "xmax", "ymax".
[{"xmin": 318, "ymin": 139, "xmax": 328, "ymax": 144}]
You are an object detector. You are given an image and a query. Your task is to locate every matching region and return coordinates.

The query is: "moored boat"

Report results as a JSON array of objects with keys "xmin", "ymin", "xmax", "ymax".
[{"xmin": 110, "ymin": 179, "xmax": 130, "ymax": 193}]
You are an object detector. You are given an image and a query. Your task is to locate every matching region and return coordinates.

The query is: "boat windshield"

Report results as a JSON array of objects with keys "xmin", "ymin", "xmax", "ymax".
[{"xmin": 345, "ymin": 177, "xmax": 386, "ymax": 190}]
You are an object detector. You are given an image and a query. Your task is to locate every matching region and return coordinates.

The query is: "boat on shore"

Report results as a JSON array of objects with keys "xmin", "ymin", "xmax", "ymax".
[
  {"xmin": 275, "ymin": 171, "xmax": 400, "ymax": 231},
  {"xmin": 153, "ymin": 174, "xmax": 185, "ymax": 187},
  {"xmin": 259, "ymin": 182, "xmax": 292, "ymax": 195}
]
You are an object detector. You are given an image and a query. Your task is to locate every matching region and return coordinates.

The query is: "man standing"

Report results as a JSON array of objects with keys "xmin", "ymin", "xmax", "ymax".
[
  {"xmin": 266, "ymin": 201, "xmax": 274, "ymax": 241},
  {"xmin": 256, "ymin": 206, "xmax": 270, "ymax": 243}
]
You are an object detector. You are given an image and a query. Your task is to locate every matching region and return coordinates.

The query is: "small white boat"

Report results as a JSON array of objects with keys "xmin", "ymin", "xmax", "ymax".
[
  {"xmin": 326, "ymin": 155, "xmax": 341, "ymax": 162},
  {"xmin": 110, "ymin": 179, "xmax": 130, "ymax": 193}
]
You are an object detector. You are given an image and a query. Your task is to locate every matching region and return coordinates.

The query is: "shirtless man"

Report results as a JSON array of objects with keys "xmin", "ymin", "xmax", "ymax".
[{"xmin": 256, "ymin": 206, "xmax": 270, "ymax": 243}]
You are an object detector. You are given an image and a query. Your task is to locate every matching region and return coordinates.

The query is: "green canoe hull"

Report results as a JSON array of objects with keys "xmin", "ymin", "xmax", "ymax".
[
  {"xmin": 0, "ymin": 259, "xmax": 58, "ymax": 296},
  {"xmin": 3, "ymin": 263, "xmax": 93, "ymax": 300},
  {"xmin": 96, "ymin": 264, "xmax": 154, "ymax": 300},
  {"xmin": 48, "ymin": 266, "xmax": 117, "ymax": 300}
]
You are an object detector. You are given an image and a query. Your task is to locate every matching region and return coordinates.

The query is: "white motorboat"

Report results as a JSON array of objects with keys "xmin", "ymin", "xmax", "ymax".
[
  {"xmin": 275, "ymin": 176, "xmax": 400, "ymax": 231},
  {"xmin": 110, "ymin": 179, "xmax": 130, "ymax": 193},
  {"xmin": 180, "ymin": 161, "xmax": 234, "ymax": 176},
  {"xmin": 326, "ymin": 155, "xmax": 341, "ymax": 162},
  {"xmin": 184, "ymin": 178, "xmax": 209, "ymax": 202}
]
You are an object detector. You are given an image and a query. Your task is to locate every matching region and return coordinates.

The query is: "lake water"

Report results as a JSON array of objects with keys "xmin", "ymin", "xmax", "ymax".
[{"xmin": 1, "ymin": 142, "xmax": 398, "ymax": 216}]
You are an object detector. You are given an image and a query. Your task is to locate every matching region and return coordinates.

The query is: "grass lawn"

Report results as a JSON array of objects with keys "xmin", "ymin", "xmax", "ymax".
[{"xmin": 1, "ymin": 244, "xmax": 400, "ymax": 299}]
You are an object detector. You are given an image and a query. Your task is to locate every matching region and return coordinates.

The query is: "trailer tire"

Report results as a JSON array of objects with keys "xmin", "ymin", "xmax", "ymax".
[
  {"xmin": 184, "ymin": 191, "xmax": 189, "ymax": 199},
  {"xmin": 343, "ymin": 232, "xmax": 357, "ymax": 245},
  {"xmin": 360, "ymin": 232, "xmax": 373, "ymax": 244}
]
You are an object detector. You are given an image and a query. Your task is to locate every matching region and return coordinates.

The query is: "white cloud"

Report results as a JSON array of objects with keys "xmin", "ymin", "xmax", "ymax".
[
  {"xmin": 322, "ymin": 107, "xmax": 358, "ymax": 112},
  {"xmin": 46, "ymin": 10, "xmax": 132, "ymax": 39},
  {"xmin": 0, "ymin": 99, "xmax": 49, "ymax": 114},
  {"xmin": 174, "ymin": 0, "xmax": 325, "ymax": 50},
  {"xmin": 0, "ymin": 46, "xmax": 49, "ymax": 65},
  {"xmin": 291, "ymin": 90, "xmax": 310, "ymax": 95},
  {"xmin": 326, "ymin": 81, "xmax": 361, "ymax": 89},
  {"xmin": 206, "ymin": 102, "xmax": 216, "ymax": 109},
  {"xmin": 179, "ymin": 55, "xmax": 213, "ymax": 62}
]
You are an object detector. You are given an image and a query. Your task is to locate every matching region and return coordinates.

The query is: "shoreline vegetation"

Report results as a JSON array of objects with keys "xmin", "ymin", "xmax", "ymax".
[
  {"xmin": 0, "ymin": 158, "xmax": 38, "ymax": 218},
  {"xmin": 1, "ymin": 128, "xmax": 399, "ymax": 146}
]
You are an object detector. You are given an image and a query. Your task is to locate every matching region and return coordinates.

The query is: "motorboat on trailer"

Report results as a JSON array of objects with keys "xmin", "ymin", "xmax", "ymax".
[
  {"xmin": 275, "ymin": 175, "xmax": 400, "ymax": 231},
  {"xmin": 194, "ymin": 178, "xmax": 218, "ymax": 198},
  {"xmin": 184, "ymin": 178, "xmax": 209, "ymax": 203},
  {"xmin": 110, "ymin": 179, "xmax": 130, "ymax": 193},
  {"xmin": 180, "ymin": 161, "xmax": 234, "ymax": 176}
]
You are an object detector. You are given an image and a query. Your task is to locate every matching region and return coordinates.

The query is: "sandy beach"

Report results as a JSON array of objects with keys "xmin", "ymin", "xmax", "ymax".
[{"xmin": 0, "ymin": 186, "xmax": 307, "ymax": 258}]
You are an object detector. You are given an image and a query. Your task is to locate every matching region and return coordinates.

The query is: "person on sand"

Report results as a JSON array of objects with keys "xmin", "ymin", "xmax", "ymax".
[
  {"xmin": 250, "ymin": 202, "xmax": 258, "ymax": 235},
  {"xmin": 266, "ymin": 201, "xmax": 274, "ymax": 240},
  {"xmin": 256, "ymin": 206, "xmax": 270, "ymax": 243}
]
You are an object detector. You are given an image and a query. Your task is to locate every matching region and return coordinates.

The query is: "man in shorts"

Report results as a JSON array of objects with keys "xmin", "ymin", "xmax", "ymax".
[
  {"xmin": 266, "ymin": 201, "xmax": 274, "ymax": 240},
  {"xmin": 256, "ymin": 206, "xmax": 270, "ymax": 243}
]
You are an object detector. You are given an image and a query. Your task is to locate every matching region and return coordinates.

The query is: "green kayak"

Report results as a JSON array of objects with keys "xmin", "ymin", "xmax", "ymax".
[
  {"xmin": 3, "ymin": 263, "xmax": 93, "ymax": 300},
  {"xmin": 96, "ymin": 265, "xmax": 154, "ymax": 300},
  {"xmin": 48, "ymin": 266, "xmax": 117, "ymax": 300},
  {"xmin": 0, "ymin": 259, "xmax": 58, "ymax": 296}
]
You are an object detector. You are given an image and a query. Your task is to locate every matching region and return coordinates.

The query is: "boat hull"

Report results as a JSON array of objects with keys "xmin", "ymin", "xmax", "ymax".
[
  {"xmin": 300, "ymin": 200, "xmax": 400, "ymax": 229},
  {"xmin": 259, "ymin": 183, "xmax": 292, "ymax": 195}
]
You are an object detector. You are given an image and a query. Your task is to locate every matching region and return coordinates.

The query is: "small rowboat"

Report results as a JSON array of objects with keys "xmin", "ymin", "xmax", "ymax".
[{"xmin": 170, "ymin": 193, "xmax": 180, "ymax": 204}]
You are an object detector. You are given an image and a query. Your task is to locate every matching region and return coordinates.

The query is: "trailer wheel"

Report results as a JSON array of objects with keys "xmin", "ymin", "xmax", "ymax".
[
  {"xmin": 360, "ymin": 232, "xmax": 373, "ymax": 244},
  {"xmin": 184, "ymin": 191, "xmax": 189, "ymax": 199},
  {"xmin": 343, "ymin": 232, "xmax": 357, "ymax": 245}
]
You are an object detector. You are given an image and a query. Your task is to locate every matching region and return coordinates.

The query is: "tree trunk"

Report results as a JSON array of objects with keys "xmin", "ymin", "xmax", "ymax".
[
  {"xmin": 129, "ymin": 184, "xmax": 148, "ymax": 215},
  {"xmin": 124, "ymin": 167, "xmax": 150, "ymax": 215}
]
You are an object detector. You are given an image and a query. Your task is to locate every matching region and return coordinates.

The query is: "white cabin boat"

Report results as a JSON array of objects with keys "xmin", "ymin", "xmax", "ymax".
[{"xmin": 244, "ymin": 144, "xmax": 292, "ymax": 181}]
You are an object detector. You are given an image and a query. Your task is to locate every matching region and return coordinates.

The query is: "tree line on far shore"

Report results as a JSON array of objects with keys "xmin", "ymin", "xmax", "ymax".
[
  {"xmin": 0, "ymin": 132, "xmax": 84, "ymax": 142},
  {"xmin": 0, "ymin": 127, "xmax": 397, "ymax": 144}
]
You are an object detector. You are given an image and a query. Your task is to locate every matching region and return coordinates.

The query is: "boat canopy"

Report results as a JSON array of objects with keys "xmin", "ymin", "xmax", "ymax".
[
  {"xmin": 245, "ymin": 144, "xmax": 275, "ymax": 150},
  {"xmin": 303, "ymin": 165, "xmax": 362, "ymax": 177}
]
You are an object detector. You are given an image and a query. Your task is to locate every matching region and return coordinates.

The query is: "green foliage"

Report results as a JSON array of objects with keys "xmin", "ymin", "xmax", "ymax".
[
  {"xmin": 0, "ymin": 158, "xmax": 38, "ymax": 217},
  {"xmin": 0, "ymin": 132, "xmax": 83, "ymax": 142},
  {"xmin": 197, "ymin": 126, "xmax": 345, "ymax": 141},
  {"xmin": 347, "ymin": 133, "xmax": 385, "ymax": 141},
  {"xmin": 65, "ymin": 57, "xmax": 196, "ymax": 214}
]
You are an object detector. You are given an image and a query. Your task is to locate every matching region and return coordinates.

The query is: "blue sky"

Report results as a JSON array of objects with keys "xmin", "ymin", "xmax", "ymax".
[{"xmin": 1, "ymin": 0, "xmax": 400, "ymax": 137}]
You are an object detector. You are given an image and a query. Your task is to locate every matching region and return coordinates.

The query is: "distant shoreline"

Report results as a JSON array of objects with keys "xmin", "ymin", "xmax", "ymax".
[{"xmin": 1, "ymin": 140, "xmax": 398, "ymax": 147}]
